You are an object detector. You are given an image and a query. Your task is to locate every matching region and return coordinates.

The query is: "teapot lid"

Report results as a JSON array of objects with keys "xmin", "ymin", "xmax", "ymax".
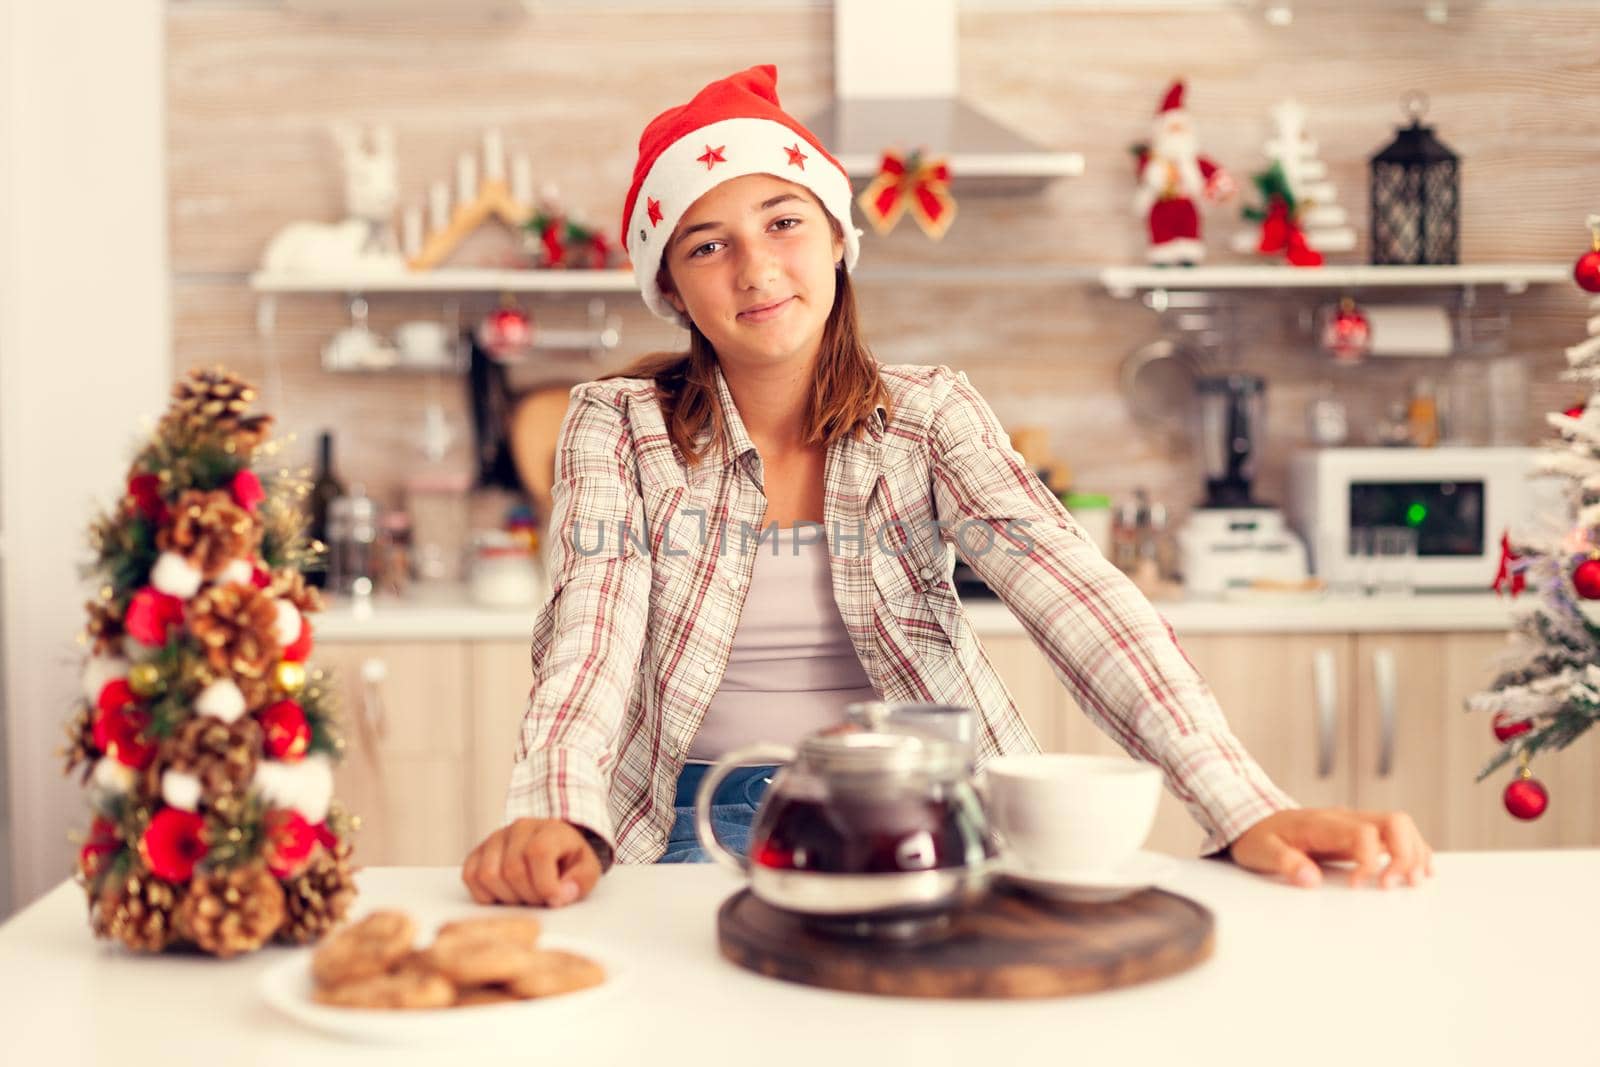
[{"xmin": 798, "ymin": 730, "xmax": 965, "ymax": 779}]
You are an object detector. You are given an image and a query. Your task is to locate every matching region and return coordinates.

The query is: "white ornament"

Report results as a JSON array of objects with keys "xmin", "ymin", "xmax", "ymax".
[
  {"xmin": 252, "ymin": 754, "xmax": 334, "ymax": 823},
  {"xmin": 150, "ymin": 551, "xmax": 203, "ymax": 599},
  {"xmin": 161, "ymin": 770, "xmax": 203, "ymax": 812},
  {"xmin": 215, "ymin": 558, "xmax": 254, "ymax": 587},
  {"xmin": 81, "ymin": 655, "xmax": 130, "ymax": 703},
  {"xmin": 273, "ymin": 600, "xmax": 303, "ymax": 648},
  {"xmin": 195, "ymin": 679, "xmax": 247, "ymax": 723},
  {"xmin": 92, "ymin": 757, "xmax": 136, "ymax": 795}
]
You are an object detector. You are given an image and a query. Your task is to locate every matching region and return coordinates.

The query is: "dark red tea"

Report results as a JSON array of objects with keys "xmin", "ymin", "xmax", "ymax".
[{"xmin": 749, "ymin": 789, "xmax": 993, "ymax": 874}]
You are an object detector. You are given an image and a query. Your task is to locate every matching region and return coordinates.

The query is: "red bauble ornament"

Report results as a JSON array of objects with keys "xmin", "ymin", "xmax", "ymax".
[
  {"xmin": 1319, "ymin": 299, "xmax": 1371, "ymax": 365},
  {"xmin": 478, "ymin": 306, "xmax": 535, "ymax": 362},
  {"xmin": 124, "ymin": 587, "xmax": 185, "ymax": 646},
  {"xmin": 1564, "ymin": 401, "xmax": 1587, "ymax": 420},
  {"xmin": 259, "ymin": 699, "xmax": 311, "ymax": 761},
  {"xmin": 281, "ymin": 617, "xmax": 313, "ymax": 663},
  {"xmin": 1504, "ymin": 776, "xmax": 1549, "ymax": 821},
  {"xmin": 263, "ymin": 809, "xmax": 319, "ymax": 879},
  {"xmin": 78, "ymin": 816, "xmax": 122, "ymax": 881},
  {"xmin": 1491, "ymin": 712, "xmax": 1532, "ymax": 743},
  {"xmin": 127, "ymin": 473, "xmax": 168, "ymax": 524},
  {"xmin": 1573, "ymin": 558, "xmax": 1600, "ymax": 599},
  {"xmin": 250, "ymin": 563, "xmax": 272, "ymax": 589},
  {"xmin": 1574, "ymin": 249, "xmax": 1600, "ymax": 294},
  {"xmin": 230, "ymin": 469, "xmax": 265, "ymax": 513},
  {"xmin": 140, "ymin": 808, "xmax": 209, "ymax": 882},
  {"xmin": 92, "ymin": 692, "xmax": 156, "ymax": 770}
]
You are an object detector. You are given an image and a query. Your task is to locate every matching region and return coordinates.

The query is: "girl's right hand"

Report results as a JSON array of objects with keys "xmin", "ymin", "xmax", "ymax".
[{"xmin": 461, "ymin": 818, "xmax": 603, "ymax": 907}]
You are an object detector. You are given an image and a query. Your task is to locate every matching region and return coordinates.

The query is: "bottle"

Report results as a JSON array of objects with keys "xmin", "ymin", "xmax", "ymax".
[
  {"xmin": 1407, "ymin": 377, "xmax": 1439, "ymax": 447},
  {"xmin": 308, "ymin": 431, "xmax": 345, "ymax": 588}
]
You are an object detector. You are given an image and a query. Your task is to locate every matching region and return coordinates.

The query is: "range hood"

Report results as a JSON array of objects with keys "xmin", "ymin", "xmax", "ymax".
[{"xmin": 808, "ymin": 0, "xmax": 1083, "ymax": 193}]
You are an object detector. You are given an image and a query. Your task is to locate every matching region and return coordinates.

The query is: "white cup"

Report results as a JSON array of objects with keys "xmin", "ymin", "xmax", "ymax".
[
  {"xmin": 982, "ymin": 753, "xmax": 1162, "ymax": 875},
  {"xmin": 395, "ymin": 320, "xmax": 452, "ymax": 366}
]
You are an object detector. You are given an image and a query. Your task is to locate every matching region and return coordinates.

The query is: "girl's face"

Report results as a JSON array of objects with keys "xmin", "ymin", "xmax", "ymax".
[{"xmin": 661, "ymin": 172, "xmax": 845, "ymax": 372}]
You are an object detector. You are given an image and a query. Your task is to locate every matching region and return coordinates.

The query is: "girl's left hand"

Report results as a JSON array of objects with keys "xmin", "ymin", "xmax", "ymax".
[{"xmin": 1227, "ymin": 808, "xmax": 1434, "ymax": 889}]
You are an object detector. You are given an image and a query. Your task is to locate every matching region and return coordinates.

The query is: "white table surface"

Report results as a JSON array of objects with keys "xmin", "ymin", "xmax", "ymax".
[{"xmin": 1, "ymin": 853, "xmax": 1595, "ymax": 1066}]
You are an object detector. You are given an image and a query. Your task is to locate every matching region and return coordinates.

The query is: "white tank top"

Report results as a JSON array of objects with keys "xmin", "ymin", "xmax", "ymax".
[{"xmin": 686, "ymin": 527, "xmax": 880, "ymax": 762}]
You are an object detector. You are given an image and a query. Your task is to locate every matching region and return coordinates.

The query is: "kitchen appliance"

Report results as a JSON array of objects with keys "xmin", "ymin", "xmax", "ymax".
[
  {"xmin": 1196, "ymin": 374, "xmax": 1266, "ymax": 508},
  {"xmin": 1286, "ymin": 446, "xmax": 1561, "ymax": 592},
  {"xmin": 695, "ymin": 728, "xmax": 994, "ymax": 937},
  {"xmin": 1177, "ymin": 507, "xmax": 1310, "ymax": 598}
]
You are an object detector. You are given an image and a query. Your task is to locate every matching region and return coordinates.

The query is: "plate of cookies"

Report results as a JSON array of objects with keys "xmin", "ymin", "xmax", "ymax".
[{"xmin": 260, "ymin": 909, "xmax": 624, "ymax": 1043}]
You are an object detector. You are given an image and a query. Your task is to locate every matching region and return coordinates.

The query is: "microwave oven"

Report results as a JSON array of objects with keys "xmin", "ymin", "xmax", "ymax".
[{"xmin": 1286, "ymin": 447, "xmax": 1564, "ymax": 592}]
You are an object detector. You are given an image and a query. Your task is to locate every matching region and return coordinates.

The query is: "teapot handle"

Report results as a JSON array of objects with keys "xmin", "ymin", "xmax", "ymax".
[{"xmin": 694, "ymin": 743, "xmax": 796, "ymax": 875}]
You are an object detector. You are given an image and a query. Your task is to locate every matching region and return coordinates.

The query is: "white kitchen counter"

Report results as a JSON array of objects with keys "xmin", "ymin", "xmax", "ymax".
[
  {"xmin": 2, "ymin": 853, "xmax": 1594, "ymax": 1066},
  {"xmin": 317, "ymin": 582, "xmax": 1524, "ymax": 642}
]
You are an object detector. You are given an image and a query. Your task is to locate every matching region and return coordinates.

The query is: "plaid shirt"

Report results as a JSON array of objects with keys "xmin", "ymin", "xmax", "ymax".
[{"xmin": 505, "ymin": 362, "xmax": 1296, "ymax": 866}]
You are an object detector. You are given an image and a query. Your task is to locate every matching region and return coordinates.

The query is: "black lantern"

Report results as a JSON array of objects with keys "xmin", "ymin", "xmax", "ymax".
[{"xmin": 1368, "ymin": 92, "xmax": 1459, "ymax": 265}]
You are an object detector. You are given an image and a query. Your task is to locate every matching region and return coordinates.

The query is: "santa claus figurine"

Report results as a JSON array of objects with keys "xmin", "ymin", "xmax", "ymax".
[{"xmin": 1133, "ymin": 80, "xmax": 1235, "ymax": 265}]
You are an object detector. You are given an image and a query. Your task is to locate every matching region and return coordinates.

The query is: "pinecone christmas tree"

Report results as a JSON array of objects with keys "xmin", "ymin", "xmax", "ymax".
[
  {"xmin": 1465, "ymin": 215, "xmax": 1600, "ymax": 821},
  {"xmin": 70, "ymin": 365, "xmax": 357, "ymax": 956}
]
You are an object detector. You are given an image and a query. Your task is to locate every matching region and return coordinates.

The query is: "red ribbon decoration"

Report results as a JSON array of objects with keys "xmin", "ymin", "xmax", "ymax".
[
  {"xmin": 857, "ymin": 150, "xmax": 957, "ymax": 240},
  {"xmin": 1257, "ymin": 198, "xmax": 1323, "ymax": 267}
]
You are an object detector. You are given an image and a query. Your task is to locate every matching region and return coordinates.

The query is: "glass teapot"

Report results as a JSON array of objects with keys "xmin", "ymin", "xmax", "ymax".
[{"xmin": 694, "ymin": 726, "xmax": 996, "ymax": 920}]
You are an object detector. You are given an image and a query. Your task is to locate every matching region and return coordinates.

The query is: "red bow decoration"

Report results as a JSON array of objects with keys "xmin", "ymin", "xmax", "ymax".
[
  {"xmin": 857, "ymin": 150, "xmax": 957, "ymax": 240},
  {"xmin": 1257, "ymin": 198, "xmax": 1323, "ymax": 267}
]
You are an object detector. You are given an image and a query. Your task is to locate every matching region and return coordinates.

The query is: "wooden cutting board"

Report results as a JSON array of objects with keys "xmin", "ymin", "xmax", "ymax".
[{"xmin": 717, "ymin": 882, "xmax": 1213, "ymax": 999}]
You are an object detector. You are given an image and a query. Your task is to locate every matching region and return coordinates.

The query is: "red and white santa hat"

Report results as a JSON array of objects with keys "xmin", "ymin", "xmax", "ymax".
[{"xmin": 620, "ymin": 64, "xmax": 862, "ymax": 324}]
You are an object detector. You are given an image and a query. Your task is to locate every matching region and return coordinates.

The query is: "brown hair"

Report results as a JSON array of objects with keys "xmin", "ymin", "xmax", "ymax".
[{"xmin": 599, "ymin": 264, "xmax": 891, "ymax": 467}]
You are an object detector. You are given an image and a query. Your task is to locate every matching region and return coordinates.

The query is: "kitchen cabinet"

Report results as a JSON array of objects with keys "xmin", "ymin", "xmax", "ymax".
[
  {"xmin": 312, "ymin": 641, "xmax": 473, "ymax": 867},
  {"xmin": 469, "ymin": 640, "xmax": 536, "ymax": 846}
]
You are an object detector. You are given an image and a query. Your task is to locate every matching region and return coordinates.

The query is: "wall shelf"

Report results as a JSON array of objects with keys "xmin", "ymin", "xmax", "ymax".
[
  {"xmin": 249, "ymin": 268, "xmax": 637, "ymax": 295},
  {"xmin": 1101, "ymin": 263, "xmax": 1572, "ymax": 299}
]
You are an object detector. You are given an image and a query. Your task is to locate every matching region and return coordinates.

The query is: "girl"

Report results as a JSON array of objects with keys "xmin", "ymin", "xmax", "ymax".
[{"xmin": 461, "ymin": 65, "xmax": 1433, "ymax": 907}]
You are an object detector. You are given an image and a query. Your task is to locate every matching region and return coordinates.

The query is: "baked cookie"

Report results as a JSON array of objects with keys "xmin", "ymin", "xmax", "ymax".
[
  {"xmin": 426, "ymin": 927, "xmax": 541, "ymax": 986},
  {"xmin": 311, "ymin": 910, "xmax": 417, "ymax": 988},
  {"xmin": 312, "ymin": 969, "xmax": 456, "ymax": 1011},
  {"xmin": 454, "ymin": 985, "xmax": 523, "ymax": 1007},
  {"xmin": 505, "ymin": 949, "xmax": 606, "ymax": 998},
  {"xmin": 435, "ymin": 914, "xmax": 542, "ymax": 947}
]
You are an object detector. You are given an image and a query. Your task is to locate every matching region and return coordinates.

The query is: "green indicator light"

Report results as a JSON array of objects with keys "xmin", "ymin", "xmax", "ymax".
[{"xmin": 1406, "ymin": 503, "xmax": 1428, "ymax": 526}]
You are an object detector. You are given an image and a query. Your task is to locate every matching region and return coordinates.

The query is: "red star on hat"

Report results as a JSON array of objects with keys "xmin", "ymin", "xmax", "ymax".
[
  {"xmin": 784, "ymin": 143, "xmax": 807, "ymax": 169},
  {"xmin": 647, "ymin": 197, "xmax": 663, "ymax": 227},
  {"xmin": 697, "ymin": 144, "xmax": 727, "ymax": 170}
]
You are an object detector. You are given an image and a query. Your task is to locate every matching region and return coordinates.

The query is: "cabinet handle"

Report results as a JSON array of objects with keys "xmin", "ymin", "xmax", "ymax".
[
  {"xmin": 1313, "ymin": 648, "xmax": 1337, "ymax": 779},
  {"xmin": 1373, "ymin": 648, "xmax": 1397, "ymax": 778},
  {"xmin": 360, "ymin": 657, "xmax": 389, "ymax": 742}
]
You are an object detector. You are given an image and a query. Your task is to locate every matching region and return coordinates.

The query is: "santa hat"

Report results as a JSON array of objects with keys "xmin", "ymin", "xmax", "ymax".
[
  {"xmin": 620, "ymin": 64, "xmax": 862, "ymax": 324},
  {"xmin": 1159, "ymin": 80, "xmax": 1186, "ymax": 114}
]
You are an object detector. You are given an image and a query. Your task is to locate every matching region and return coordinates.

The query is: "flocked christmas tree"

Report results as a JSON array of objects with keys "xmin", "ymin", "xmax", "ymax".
[
  {"xmin": 1466, "ymin": 214, "xmax": 1600, "ymax": 821},
  {"xmin": 64, "ymin": 367, "xmax": 357, "ymax": 956},
  {"xmin": 1231, "ymin": 99, "xmax": 1356, "ymax": 266}
]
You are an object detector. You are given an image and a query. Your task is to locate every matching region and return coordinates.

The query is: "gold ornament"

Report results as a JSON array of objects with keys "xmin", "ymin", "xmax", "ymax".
[
  {"xmin": 276, "ymin": 844, "xmax": 357, "ymax": 945},
  {"xmin": 176, "ymin": 863, "xmax": 286, "ymax": 958},
  {"xmin": 275, "ymin": 660, "xmax": 306, "ymax": 694},
  {"xmin": 156, "ymin": 715, "xmax": 262, "ymax": 800},
  {"xmin": 156, "ymin": 489, "xmax": 259, "ymax": 578},
  {"xmin": 128, "ymin": 663, "xmax": 162, "ymax": 697},
  {"xmin": 160, "ymin": 367, "xmax": 274, "ymax": 454},
  {"xmin": 92, "ymin": 866, "xmax": 181, "ymax": 953},
  {"xmin": 188, "ymin": 583, "xmax": 280, "ymax": 704}
]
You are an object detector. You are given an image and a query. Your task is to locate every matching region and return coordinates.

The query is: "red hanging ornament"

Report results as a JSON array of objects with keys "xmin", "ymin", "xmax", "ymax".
[
  {"xmin": 126, "ymin": 472, "xmax": 168, "ymax": 525},
  {"xmin": 1491, "ymin": 531, "xmax": 1526, "ymax": 596},
  {"xmin": 1564, "ymin": 400, "xmax": 1587, "ymax": 420},
  {"xmin": 1573, "ymin": 558, "xmax": 1600, "ymax": 599},
  {"xmin": 92, "ymin": 684, "xmax": 156, "ymax": 770},
  {"xmin": 1319, "ymin": 298, "xmax": 1371, "ymax": 364},
  {"xmin": 259, "ymin": 699, "xmax": 311, "ymax": 761},
  {"xmin": 263, "ymin": 809, "xmax": 319, "ymax": 879},
  {"xmin": 139, "ymin": 808, "xmax": 210, "ymax": 882},
  {"xmin": 477, "ymin": 304, "xmax": 535, "ymax": 362},
  {"xmin": 1504, "ymin": 774, "xmax": 1549, "ymax": 821},
  {"xmin": 1575, "ymin": 226, "xmax": 1600, "ymax": 293},
  {"xmin": 1491, "ymin": 712, "xmax": 1532, "ymax": 743}
]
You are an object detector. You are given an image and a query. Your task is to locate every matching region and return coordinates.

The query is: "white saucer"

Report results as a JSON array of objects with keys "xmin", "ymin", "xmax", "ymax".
[{"xmin": 995, "ymin": 850, "xmax": 1179, "ymax": 904}]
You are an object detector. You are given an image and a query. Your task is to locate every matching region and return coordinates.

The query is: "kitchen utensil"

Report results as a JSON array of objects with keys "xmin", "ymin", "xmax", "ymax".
[
  {"xmin": 695, "ymin": 730, "xmax": 994, "ymax": 927},
  {"xmin": 982, "ymin": 754, "xmax": 1161, "ymax": 876},
  {"xmin": 716, "ymin": 882, "xmax": 1213, "ymax": 998},
  {"xmin": 1119, "ymin": 336, "xmax": 1199, "ymax": 438}
]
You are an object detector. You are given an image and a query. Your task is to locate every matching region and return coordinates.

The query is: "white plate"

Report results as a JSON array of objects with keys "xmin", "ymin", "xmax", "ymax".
[
  {"xmin": 260, "ymin": 933, "xmax": 628, "ymax": 1044},
  {"xmin": 995, "ymin": 850, "xmax": 1180, "ymax": 904}
]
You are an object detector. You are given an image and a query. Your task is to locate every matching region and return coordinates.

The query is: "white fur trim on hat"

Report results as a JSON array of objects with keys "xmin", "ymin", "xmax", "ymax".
[{"xmin": 625, "ymin": 117, "xmax": 862, "ymax": 324}]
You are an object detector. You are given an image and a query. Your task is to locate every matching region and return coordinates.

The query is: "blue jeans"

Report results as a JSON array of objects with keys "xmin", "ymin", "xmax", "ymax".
[{"xmin": 655, "ymin": 763, "xmax": 780, "ymax": 864}]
